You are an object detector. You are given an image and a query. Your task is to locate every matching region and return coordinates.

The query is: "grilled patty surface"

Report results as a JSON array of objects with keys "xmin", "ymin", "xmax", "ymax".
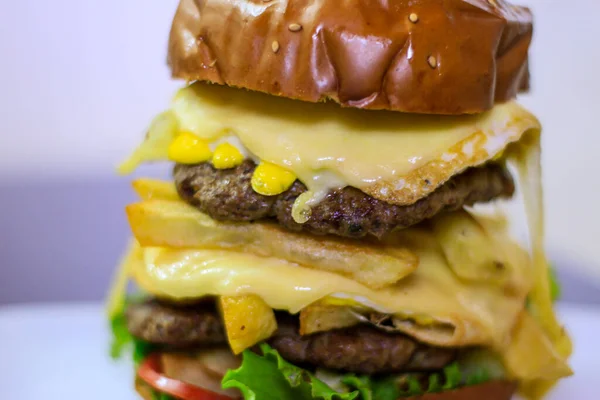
[
  {"xmin": 174, "ymin": 161, "xmax": 514, "ymax": 239},
  {"xmin": 126, "ymin": 300, "xmax": 456, "ymax": 374}
]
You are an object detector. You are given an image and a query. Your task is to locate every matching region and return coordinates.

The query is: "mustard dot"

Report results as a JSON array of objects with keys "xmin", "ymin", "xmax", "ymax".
[
  {"xmin": 168, "ymin": 132, "xmax": 212, "ymax": 164},
  {"xmin": 251, "ymin": 161, "xmax": 297, "ymax": 196},
  {"xmin": 212, "ymin": 142, "xmax": 244, "ymax": 169}
]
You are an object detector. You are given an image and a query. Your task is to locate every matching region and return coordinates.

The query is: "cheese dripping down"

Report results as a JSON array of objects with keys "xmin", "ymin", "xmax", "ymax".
[{"xmin": 507, "ymin": 132, "xmax": 573, "ymax": 399}]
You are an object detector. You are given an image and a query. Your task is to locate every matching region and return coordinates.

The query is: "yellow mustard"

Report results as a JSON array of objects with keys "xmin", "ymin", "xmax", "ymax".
[
  {"xmin": 168, "ymin": 132, "xmax": 212, "ymax": 164},
  {"xmin": 212, "ymin": 143, "xmax": 244, "ymax": 169},
  {"xmin": 251, "ymin": 161, "xmax": 297, "ymax": 196}
]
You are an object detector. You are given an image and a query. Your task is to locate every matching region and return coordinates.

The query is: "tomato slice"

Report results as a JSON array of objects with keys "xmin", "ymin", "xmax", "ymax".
[{"xmin": 137, "ymin": 353, "xmax": 234, "ymax": 400}]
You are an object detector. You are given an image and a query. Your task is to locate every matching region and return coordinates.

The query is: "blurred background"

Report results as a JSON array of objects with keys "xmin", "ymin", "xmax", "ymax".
[{"xmin": 0, "ymin": 0, "xmax": 598, "ymax": 305}]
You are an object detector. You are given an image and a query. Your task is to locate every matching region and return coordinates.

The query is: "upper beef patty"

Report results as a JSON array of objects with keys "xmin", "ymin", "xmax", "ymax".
[
  {"xmin": 126, "ymin": 300, "xmax": 456, "ymax": 374},
  {"xmin": 174, "ymin": 160, "xmax": 514, "ymax": 239}
]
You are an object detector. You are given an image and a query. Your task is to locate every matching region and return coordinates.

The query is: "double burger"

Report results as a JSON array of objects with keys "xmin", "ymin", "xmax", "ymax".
[{"xmin": 107, "ymin": 0, "xmax": 573, "ymax": 399}]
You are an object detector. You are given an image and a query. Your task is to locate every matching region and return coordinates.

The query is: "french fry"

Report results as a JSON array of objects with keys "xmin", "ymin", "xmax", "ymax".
[
  {"xmin": 503, "ymin": 312, "xmax": 573, "ymax": 381},
  {"xmin": 299, "ymin": 303, "xmax": 360, "ymax": 335},
  {"xmin": 126, "ymin": 199, "xmax": 418, "ymax": 288},
  {"xmin": 219, "ymin": 295, "xmax": 277, "ymax": 354},
  {"xmin": 132, "ymin": 179, "xmax": 180, "ymax": 201},
  {"xmin": 430, "ymin": 210, "xmax": 508, "ymax": 282}
]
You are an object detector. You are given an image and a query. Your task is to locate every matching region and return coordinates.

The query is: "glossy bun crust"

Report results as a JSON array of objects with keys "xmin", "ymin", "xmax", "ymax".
[{"xmin": 168, "ymin": 0, "xmax": 532, "ymax": 114}]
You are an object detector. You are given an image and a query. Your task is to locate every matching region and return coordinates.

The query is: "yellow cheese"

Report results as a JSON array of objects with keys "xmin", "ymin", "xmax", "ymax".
[
  {"xmin": 118, "ymin": 111, "xmax": 178, "ymax": 175},
  {"xmin": 105, "ymin": 239, "xmax": 140, "ymax": 319},
  {"xmin": 172, "ymin": 84, "xmax": 540, "ymax": 206},
  {"xmin": 130, "ymin": 226, "xmax": 529, "ymax": 349},
  {"xmin": 124, "ymin": 229, "xmax": 569, "ymax": 388},
  {"xmin": 508, "ymin": 134, "xmax": 573, "ymax": 398},
  {"xmin": 121, "ymin": 83, "xmax": 540, "ymax": 208}
]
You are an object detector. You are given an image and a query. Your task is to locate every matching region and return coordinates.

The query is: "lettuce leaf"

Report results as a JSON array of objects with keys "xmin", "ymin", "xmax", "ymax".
[
  {"xmin": 367, "ymin": 362, "xmax": 487, "ymax": 399},
  {"xmin": 222, "ymin": 344, "xmax": 491, "ymax": 400},
  {"xmin": 110, "ymin": 300, "xmax": 173, "ymax": 400},
  {"xmin": 112, "ymin": 299, "xmax": 492, "ymax": 400},
  {"xmin": 222, "ymin": 344, "xmax": 359, "ymax": 400},
  {"xmin": 151, "ymin": 390, "xmax": 176, "ymax": 400},
  {"xmin": 527, "ymin": 264, "xmax": 562, "ymax": 312},
  {"xmin": 109, "ymin": 298, "xmax": 158, "ymax": 371},
  {"xmin": 110, "ymin": 311, "xmax": 132, "ymax": 359},
  {"xmin": 549, "ymin": 266, "xmax": 562, "ymax": 302},
  {"xmin": 340, "ymin": 376, "xmax": 373, "ymax": 400}
]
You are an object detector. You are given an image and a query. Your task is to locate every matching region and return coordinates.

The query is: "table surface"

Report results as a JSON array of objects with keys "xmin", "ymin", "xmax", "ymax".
[{"xmin": 1, "ymin": 302, "xmax": 598, "ymax": 399}]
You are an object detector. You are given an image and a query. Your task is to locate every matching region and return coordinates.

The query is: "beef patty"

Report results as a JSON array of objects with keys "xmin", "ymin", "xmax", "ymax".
[
  {"xmin": 270, "ymin": 315, "xmax": 456, "ymax": 374},
  {"xmin": 125, "ymin": 300, "xmax": 226, "ymax": 347},
  {"xmin": 126, "ymin": 300, "xmax": 456, "ymax": 374},
  {"xmin": 174, "ymin": 160, "xmax": 514, "ymax": 239}
]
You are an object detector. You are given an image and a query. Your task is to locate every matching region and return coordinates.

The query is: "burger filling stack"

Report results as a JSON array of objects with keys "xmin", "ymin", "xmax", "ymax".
[{"xmin": 107, "ymin": 0, "xmax": 573, "ymax": 399}]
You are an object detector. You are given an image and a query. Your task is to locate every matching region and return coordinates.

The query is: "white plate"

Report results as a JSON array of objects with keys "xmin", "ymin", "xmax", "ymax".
[{"xmin": 0, "ymin": 302, "xmax": 596, "ymax": 399}]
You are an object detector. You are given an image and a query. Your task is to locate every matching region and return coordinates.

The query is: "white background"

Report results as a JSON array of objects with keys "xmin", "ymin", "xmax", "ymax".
[{"xmin": 0, "ymin": 0, "xmax": 599, "ymax": 303}]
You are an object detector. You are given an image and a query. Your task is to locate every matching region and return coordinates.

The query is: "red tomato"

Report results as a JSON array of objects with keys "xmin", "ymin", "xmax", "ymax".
[{"xmin": 137, "ymin": 353, "xmax": 234, "ymax": 400}]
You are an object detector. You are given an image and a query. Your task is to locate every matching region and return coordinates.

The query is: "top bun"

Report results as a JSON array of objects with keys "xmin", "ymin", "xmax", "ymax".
[{"xmin": 168, "ymin": 0, "xmax": 532, "ymax": 115}]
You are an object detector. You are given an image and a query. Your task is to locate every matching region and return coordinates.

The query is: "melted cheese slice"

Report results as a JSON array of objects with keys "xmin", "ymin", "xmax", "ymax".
[
  {"xmin": 125, "ymin": 226, "xmax": 570, "ymax": 388},
  {"xmin": 122, "ymin": 83, "xmax": 541, "ymax": 206},
  {"xmin": 507, "ymin": 135, "xmax": 574, "ymax": 399},
  {"xmin": 130, "ymin": 227, "xmax": 529, "ymax": 349}
]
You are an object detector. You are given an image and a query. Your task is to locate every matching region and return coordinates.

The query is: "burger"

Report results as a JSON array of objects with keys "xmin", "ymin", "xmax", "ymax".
[{"xmin": 107, "ymin": 0, "xmax": 573, "ymax": 399}]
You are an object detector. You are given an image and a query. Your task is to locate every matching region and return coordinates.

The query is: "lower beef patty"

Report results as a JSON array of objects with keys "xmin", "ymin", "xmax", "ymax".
[
  {"xmin": 174, "ymin": 160, "xmax": 514, "ymax": 239},
  {"xmin": 126, "ymin": 301, "xmax": 456, "ymax": 374},
  {"xmin": 125, "ymin": 300, "xmax": 226, "ymax": 347}
]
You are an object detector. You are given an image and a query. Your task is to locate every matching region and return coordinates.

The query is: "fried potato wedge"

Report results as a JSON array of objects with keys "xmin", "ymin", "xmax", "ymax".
[
  {"xmin": 126, "ymin": 199, "xmax": 418, "ymax": 288},
  {"xmin": 299, "ymin": 303, "xmax": 360, "ymax": 335},
  {"xmin": 430, "ymin": 210, "xmax": 497, "ymax": 281},
  {"xmin": 219, "ymin": 295, "xmax": 277, "ymax": 354},
  {"xmin": 132, "ymin": 178, "xmax": 180, "ymax": 201},
  {"xmin": 431, "ymin": 210, "xmax": 522, "ymax": 284},
  {"xmin": 503, "ymin": 312, "xmax": 573, "ymax": 381}
]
